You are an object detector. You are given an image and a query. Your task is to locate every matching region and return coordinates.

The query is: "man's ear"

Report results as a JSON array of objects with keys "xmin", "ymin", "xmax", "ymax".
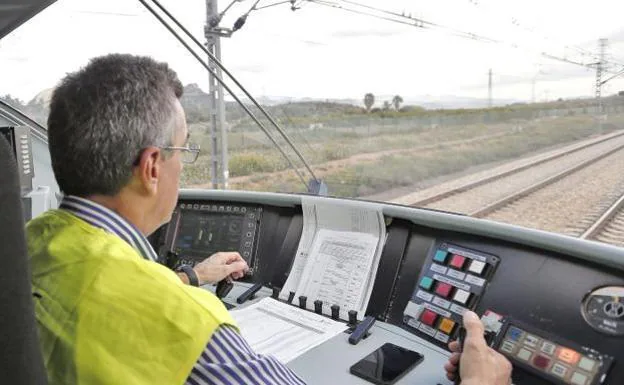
[{"xmin": 134, "ymin": 147, "xmax": 162, "ymax": 196}]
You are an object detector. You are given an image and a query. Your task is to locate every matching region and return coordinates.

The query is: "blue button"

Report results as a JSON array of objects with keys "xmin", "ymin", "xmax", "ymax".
[
  {"xmin": 433, "ymin": 250, "xmax": 448, "ymax": 263},
  {"xmin": 508, "ymin": 327, "xmax": 523, "ymax": 341},
  {"xmin": 420, "ymin": 276, "xmax": 434, "ymax": 291}
]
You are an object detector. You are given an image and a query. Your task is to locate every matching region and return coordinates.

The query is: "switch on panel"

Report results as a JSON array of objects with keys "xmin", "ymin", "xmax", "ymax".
[
  {"xmin": 433, "ymin": 250, "xmax": 448, "ymax": 263},
  {"xmin": 449, "ymin": 255, "xmax": 466, "ymax": 269},
  {"xmin": 419, "ymin": 276, "xmax": 434, "ymax": 291},
  {"xmin": 421, "ymin": 309, "xmax": 438, "ymax": 327},
  {"xmin": 435, "ymin": 282, "xmax": 454, "ymax": 298},
  {"xmin": 468, "ymin": 259, "xmax": 486, "ymax": 275}
]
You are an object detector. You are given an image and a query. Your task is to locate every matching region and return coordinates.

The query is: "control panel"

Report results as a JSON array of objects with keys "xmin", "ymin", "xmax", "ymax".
[
  {"xmin": 1, "ymin": 126, "xmax": 33, "ymax": 191},
  {"xmin": 402, "ymin": 242, "xmax": 499, "ymax": 346},
  {"xmin": 494, "ymin": 318, "xmax": 614, "ymax": 385},
  {"xmin": 160, "ymin": 202, "xmax": 262, "ymax": 272}
]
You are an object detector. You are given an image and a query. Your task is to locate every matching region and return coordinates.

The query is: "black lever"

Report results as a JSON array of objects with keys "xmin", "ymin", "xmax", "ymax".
[
  {"xmin": 454, "ymin": 326, "xmax": 467, "ymax": 385},
  {"xmin": 216, "ymin": 278, "xmax": 233, "ymax": 299},
  {"xmin": 314, "ymin": 300, "xmax": 323, "ymax": 314},
  {"xmin": 348, "ymin": 316, "xmax": 375, "ymax": 345},
  {"xmin": 236, "ymin": 282, "xmax": 263, "ymax": 304}
]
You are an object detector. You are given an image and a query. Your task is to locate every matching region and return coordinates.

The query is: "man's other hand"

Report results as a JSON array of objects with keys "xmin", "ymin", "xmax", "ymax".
[
  {"xmin": 193, "ymin": 252, "xmax": 249, "ymax": 285},
  {"xmin": 444, "ymin": 311, "xmax": 512, "ymax": 385}
]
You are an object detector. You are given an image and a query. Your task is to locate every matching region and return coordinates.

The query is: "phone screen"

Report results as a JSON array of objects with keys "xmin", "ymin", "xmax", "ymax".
[{"xmin": 349, "ymin": 343, "xmax": 424, "ymax": 385}]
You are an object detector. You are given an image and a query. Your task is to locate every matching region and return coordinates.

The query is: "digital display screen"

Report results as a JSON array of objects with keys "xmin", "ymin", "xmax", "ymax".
[
  {"xmin": 174, "ymin": 210, "xmax": 245, "ymax": 258},
  {"xmin": 349, "ymin": 343, "xmax": 424, "ymax": 385}
]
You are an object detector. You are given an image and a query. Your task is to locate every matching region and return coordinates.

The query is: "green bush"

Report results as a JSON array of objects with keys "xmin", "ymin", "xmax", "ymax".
[{"xmin": 229, "ymin": 153, "xmax": 281, "ymax": 176}]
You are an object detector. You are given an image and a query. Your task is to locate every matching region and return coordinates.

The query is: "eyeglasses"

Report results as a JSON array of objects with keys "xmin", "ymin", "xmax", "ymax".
[{"xmin": 161, "ymin": 143, "xmax": 201, "ymax": 164}]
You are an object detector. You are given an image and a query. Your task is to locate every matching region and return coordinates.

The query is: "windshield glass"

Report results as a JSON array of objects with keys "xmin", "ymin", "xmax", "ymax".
[{"xmin": 2, "ymin": 0, "xmax": 624, "ymax": 247}]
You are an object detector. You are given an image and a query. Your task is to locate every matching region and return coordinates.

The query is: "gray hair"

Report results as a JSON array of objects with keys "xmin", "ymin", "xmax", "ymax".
[{"xmin": 48, "ymin": 53, "xmax": 184, "ymax": 197}]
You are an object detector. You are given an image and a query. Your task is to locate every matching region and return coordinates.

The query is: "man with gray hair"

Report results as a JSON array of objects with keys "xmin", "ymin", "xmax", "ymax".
[{"xmin": 26, "ymin": 53, "xmax": 307, "ymax": 384}]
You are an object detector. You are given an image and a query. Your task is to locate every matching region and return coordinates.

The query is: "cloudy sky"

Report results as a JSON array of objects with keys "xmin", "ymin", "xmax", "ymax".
[{"xmin": 1, "ymin": 0, "xmax": 624, "ymax": 105}]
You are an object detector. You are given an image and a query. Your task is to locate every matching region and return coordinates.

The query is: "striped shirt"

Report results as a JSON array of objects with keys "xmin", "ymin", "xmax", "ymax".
[{"xmin": 60, "ymin": 196, "xmax": 306, "ymax": 385}]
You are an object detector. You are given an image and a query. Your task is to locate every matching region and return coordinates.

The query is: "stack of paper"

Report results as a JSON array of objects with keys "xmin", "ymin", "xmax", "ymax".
[{"xmin": 230, "ymin": 297, "xmax": 347, "ymax": 363}]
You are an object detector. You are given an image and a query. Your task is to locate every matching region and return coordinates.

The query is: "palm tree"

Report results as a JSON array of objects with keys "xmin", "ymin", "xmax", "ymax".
[
  {"xmin": 392, "ymin": 95, "xmax": 403, "ymax": 111},
  {"xmin": 364, "ymin": 93, "xmax": 375, "ymax": 112}
]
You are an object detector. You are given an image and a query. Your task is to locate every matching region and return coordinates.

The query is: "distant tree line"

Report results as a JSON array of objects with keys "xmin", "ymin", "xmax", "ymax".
[{"xmin": 363, "ymin": 93, "xmax": 404, "ymax": 112}]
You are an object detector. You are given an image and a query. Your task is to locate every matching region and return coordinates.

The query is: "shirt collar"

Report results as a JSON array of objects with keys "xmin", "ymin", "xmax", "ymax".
[{"xmin": 59, "ymin": 195, "xmax": 158, "ymax": 262}]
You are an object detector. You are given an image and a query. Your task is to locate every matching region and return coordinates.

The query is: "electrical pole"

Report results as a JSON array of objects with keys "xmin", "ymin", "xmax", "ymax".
[
  {"xmin": 488, "ymin": 68, "xmax": 493, "ymax": 108},
  {"xmin": 595, "ymin": 38, "xmax": 608, "ymax": 115},
  {"xmin": 205, "ymin": 0, "xmax": 229, "ymax": 189}
]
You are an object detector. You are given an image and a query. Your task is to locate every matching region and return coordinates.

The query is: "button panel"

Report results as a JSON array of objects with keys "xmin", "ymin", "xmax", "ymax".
[
  {"xmin": 404, "ymin": 242, "xmax": 500, "ymax": 347},
  {"xmin": 496, "ymin": 321, "xmax": 614, "ymax": 385}
]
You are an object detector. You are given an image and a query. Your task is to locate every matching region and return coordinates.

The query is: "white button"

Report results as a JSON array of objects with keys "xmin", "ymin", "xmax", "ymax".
[
  {"xmin": 404, "ymin": 301, "xmax": 425, "ymax": 319},
  {"xmin": 524, "ymin": 334, "xmax": 539, "ymax": 348},
  {"xmin": 578, "ymin": 357, "xmax": 596, "ymax": 372},
  {"xmin": 571, "ymin": 371, "xmax": 588, "ymax": 385},
  {"xmin": 453, "ymin": 289, "xmax": 471, "ymax": 304},
  {"xmin": 516, "ymin": 348, "xmax": 532, "ymax": 361},
  {"xmin": 541, "ymin": 341, "xmax": 557, "ymax": 355},
  {"xmin": 551, "ymin": 363, "xmax": 568, "ymax": 378},
  {"xmin": 501, "ymin": 340, "xmax": 516, "ymax": 354},
  {"xmin": 468, "ymin": 260, "xmax": 486, "ymax": 274}
]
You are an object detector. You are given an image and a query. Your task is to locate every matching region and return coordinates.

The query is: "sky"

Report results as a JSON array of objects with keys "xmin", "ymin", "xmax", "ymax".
[{"xmin": 1, "ymin": 0, "xmax": 624, "ymax": 106}]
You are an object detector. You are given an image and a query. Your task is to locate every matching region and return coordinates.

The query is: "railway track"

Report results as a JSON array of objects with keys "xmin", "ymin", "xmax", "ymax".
[
  {"xmin": 391, "ymin": 130, "xmax": 624, "ymax": 246},
  {"xmin": 469, "ymin": 143, "xmax": 624, "ymax": 218},
  {"xmin": 392, "ymin": 130, "xmax": 624, "ymax": 210},
  {"xmin": 580, "ymin": 193, "xmax": 624, "ymax": 246}
]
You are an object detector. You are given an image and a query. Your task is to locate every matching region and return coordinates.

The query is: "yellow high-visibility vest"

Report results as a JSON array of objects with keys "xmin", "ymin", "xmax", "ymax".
[{"xmin": 27, "ymin": 210, "xmax": 236, "ymax": 385}]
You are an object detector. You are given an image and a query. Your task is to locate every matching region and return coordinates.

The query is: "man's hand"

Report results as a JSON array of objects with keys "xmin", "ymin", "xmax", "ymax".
[
  {"xmin": 192, "ymin": 252, "xmax": 249, "ymax": 285},
  {"xmin": 444, "ymin": 311, "xmax": 512, "ymax": 385}
]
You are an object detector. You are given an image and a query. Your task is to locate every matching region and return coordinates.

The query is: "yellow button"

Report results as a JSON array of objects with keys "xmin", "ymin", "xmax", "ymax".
[
  {"xmin": 438, "ymin": 318, "xmax": 456, "ymax": 334},
  {"xmin": 558, "ymin": 347, "xmax": 580, "ymax": 365}
]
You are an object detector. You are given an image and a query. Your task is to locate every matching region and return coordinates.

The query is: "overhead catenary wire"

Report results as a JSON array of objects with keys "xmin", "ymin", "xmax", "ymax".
[
  {"xmin": 144, "ymin": 0, "xmax": 318, "ymax": 183},
  {"xmin": 137, "ymin": 0, "xmax": 315, "ymax": 188},
  {"xmin": 304, "ymin": 0, "xmax": 624, "ymax": 73},
  {"xmin": 139, "ymin": 0, "xmax": 322, "ymax": 188}
]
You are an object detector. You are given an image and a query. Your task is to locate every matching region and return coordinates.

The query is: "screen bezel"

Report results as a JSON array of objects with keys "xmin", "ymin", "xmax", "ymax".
[{"xmin": 349, "ymin": 343, "xmax": 424, "ymax": 385}]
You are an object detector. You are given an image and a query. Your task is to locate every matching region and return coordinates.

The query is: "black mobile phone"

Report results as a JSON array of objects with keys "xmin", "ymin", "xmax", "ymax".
[{"xmin": 349, "ymin": 343, "xmax": 424, "ymax": 385}]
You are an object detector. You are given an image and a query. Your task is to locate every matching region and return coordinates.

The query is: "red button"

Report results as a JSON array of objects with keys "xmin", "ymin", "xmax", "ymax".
[
  {"xmin": 450, "ymin": 255, "xmax": 466, "ymax": 269},
  {"xmin": 533, "ymin": 355, "xmax": 551, "ymax": 369},
  {"xmin": 435, "ymin": 282, "xmax": 454, "ymax": 298},
  {"xmin": 421, "ymin": 309, "xmax": 438, "ymax": 326}
]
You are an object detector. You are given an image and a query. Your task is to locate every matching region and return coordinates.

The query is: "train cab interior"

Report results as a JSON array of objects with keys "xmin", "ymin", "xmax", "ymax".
[{"xmin": 1, "ymin": 1, "xmax": 623, "ymax": 385}]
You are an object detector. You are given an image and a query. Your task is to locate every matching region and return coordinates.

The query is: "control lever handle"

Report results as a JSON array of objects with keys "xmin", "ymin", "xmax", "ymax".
[
  {"xmin": 216, "ymin": 278, "xmax": 234, "ymax": 299},
  {"xmin": 236, "ymin": 282, "xmax": 263, "ymax": 304}
]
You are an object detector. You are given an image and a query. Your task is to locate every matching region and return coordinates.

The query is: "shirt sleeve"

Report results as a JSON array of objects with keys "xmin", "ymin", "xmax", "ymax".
[{"xmin": 185, "ymin": 325, "xmax": 308, "ymax": 385}]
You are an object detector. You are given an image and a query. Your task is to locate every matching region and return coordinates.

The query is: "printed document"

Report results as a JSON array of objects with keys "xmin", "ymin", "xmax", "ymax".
[
  {"xmin": 230, "ymin": 297, "xmax": 347, "ymax": 363},
  {"xmin": 280, "ymin": 197, "xmax": 386, "ymax": 320}
]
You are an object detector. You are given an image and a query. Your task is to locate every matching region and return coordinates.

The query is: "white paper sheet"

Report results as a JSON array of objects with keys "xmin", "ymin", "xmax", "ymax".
[
  {"xmin": 280, "ymin": 203, "xmax": 317, "ymax": 301},
  {"xmin": 230, "ymin": 298, "xmax": 347, "ymax": 363},
  {"xmin": 296, "ymin": 229, "xmax": 380, "ymax": 320},
  {"xmin": 281, "ymin": 197, "xmax": 386, "ymax": 321}
]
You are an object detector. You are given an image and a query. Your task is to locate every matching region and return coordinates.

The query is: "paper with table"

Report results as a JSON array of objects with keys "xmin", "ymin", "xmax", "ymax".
[
  {"xmin": 280, "ymin": 196, "xmax": 386, "ymax": 320},
  {"xmin": 230, "ymin": 297, "xmax": 347, "ymax": 363}
]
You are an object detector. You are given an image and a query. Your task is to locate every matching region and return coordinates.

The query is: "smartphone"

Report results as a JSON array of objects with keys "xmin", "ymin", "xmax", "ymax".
[{"xmin": 349, "ymin": 343, "xmax": 424, "ymax": 385}]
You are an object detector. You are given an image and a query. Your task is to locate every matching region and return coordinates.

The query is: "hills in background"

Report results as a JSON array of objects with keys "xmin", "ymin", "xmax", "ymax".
[{"xmin": 2, "ymin": 83, "xmax": 618, "ymax": 127}]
